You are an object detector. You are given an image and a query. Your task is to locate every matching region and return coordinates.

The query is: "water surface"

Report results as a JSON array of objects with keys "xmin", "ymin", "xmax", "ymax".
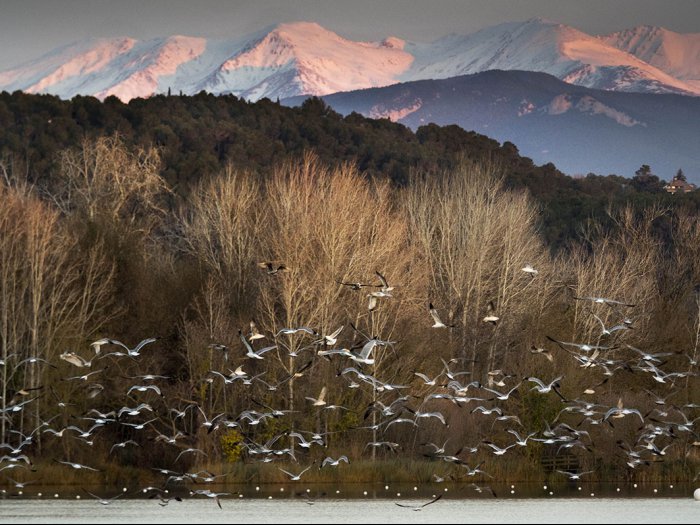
[{"xmin": 2, "ymin": 497, "xmax": 698, "ymax": 524}]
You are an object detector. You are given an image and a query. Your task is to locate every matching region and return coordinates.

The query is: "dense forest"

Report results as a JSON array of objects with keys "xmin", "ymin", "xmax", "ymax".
[
  {"xmin": 0, "ymin": 92, "xmax": 698, "ymax": 488},
  {"xmin": 2, "ymin": 90, "xmax": 700, "ymax": 250}
]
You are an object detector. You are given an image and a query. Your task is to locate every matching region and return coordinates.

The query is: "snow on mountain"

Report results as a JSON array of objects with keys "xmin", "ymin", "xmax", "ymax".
[
  {"xmin": 601, "ymin": 25, "xmax": 700, "ymax": 87},
  {"xmin": 96, "ymin": 36, "xmax": 209, "ymax": 101},
  {"xmin": 206, "ymin": 22, "xmax": 413, "ymax": 100},
  {"xmin": 0, "ymin": 37, "xmax": 136, "ymax": 93},
  {"xmin": 0, "ymin": 19, "xmax": 698, "ymax": 102},
  {"xmin": 0, "ymin": 35, "xmax": 215, "ymax": 101},
  {"xmin": 402, "ymin": 18, "xmax": 698, "ymax": 96}
]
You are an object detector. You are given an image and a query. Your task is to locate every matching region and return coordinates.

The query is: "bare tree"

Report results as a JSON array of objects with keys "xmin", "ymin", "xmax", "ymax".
[
  {"xmin": 179, "ymin": 165, "xmax": 263, "ymax": 308},
  {"xmin": 254, "ymin": 154, "xmax": 420, "ymax": 452},
  {"xmin": 0, "ymin": 178, "xmax": 118, "ymax": 446},
  {"xmin": 53, "ymin": 134, "xmax": 169, "ymax": 234},
  {"xmin": 565, "ymin": 206, "xmax": 663, "ymax": 345},
  {"xmin": 404, "ymin": 161, "xmax": 558, "ymax": 373}
]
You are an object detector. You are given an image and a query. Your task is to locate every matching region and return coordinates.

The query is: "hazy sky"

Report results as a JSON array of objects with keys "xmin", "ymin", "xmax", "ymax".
[{"xmin": 1, "ymin": 0, "xmax": 698, "ymax": 70}]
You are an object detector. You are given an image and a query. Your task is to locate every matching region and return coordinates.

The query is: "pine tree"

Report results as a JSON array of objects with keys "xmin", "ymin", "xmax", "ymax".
[{"xmin": 631, "ymin": 164, "xmax": 663, "ymax": 193}]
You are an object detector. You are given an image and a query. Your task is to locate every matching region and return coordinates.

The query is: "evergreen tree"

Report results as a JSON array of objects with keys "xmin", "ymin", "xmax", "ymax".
[{"xmin": 632, "ymin": 164, "xmax": 664, "ymax": 192}]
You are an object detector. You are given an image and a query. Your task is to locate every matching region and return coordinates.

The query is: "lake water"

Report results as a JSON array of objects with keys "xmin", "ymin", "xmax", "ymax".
[{"xmin": 1, "ymin": 493, "xmax": 698, "ymax": 524}]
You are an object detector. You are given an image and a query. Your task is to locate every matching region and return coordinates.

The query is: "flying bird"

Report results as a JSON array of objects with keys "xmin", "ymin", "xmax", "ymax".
[
  {"xmin": 305, "ymin": 386, "xmax": 327, "ymax": 407},
  {"xmin": 555, "ymin": 469, "xmax": 596, "ymax": 481},
  {"xmin": 248, "ymin": 320, "xmax": 265, "ymax": 341},
  {"xmin": 208, "ymin": 343, "xmax": 229, "ymax": 361},
  {"xmin": 190, "ymin": 489, "xmax": 230, "ymax": 509},
  {"xmin": 395, "ymin": 494, "xmax": 443, "ymax": 511},
  {"xmin": 239, "ymin": 330, "xmax": 276, "ymax": 360},
  {"xmin": 278, "ymin": 463, "xmax": 314, "ymax": 481},
  {"xmin": 591, "ymin": 313, "xmax": 633, "ymax": 336},
  {"xmin": 59, "ymin": 352, "xmax": 95, "ymax": 368},
  {"xmin": 126, "ymin": 384, "xmax": 162, "ymax": 396},
  {"xmin": 521, "ymin": 264, "xmax": 539, "ymax": 276},
  {"xmin": 101, "ymin": 337, "xmax": 157, "ymax": 358},
  {"xmin": 429, "ymin": 303, "xmax": 454, "ymax": 328},
  {"xmin": 573, "ymin": 295, "xmax": 636, "ymax": 307},
  {"xmin": 83, "ymin": 489, "xmax": 125, "ymax": 505},
  {"xmin": 530, "ymin": 345, "xmax": 554, "ymax": 362},
  {"xmin": 258, "ymin": 261, "xmax": 288, "ymax": 275},
  {"xmin": 336, "ymin": 279, "xmax": 382, "ymax": 291},
  {"xmin": 55, "ymin": 460, "xmax": 100, "ymax": 472},
  {"xmin": 375, "ymin": 270, "xmax": 394, "ymax": 292},
  {"xmin": 483, "ymin": 301, "xmax": 499, "ymax": 325},
  {"xmin": 320, "ymin": 456, "xmax": 349, "ymax": 468},
  {"xmin": 89, "ymin": 338, "xmax": 112, "ymax": 355}
]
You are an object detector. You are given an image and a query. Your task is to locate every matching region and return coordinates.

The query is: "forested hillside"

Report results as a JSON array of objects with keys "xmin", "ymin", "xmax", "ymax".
[
  {"xmin": 2, "ymin": 91, "xmax": 699, "ymax": 249},
  {"xmin": 0, "ymin": 92, "xmax": 698, "ymax": 485}
]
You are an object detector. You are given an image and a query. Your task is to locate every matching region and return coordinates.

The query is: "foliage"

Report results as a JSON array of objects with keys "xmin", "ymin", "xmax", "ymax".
[
  {"xmin": 220, "ymin": 429, "xmax": 245, "ymax": 463},
  {"xmin": 2, "ymin": 91, "xmax": 699, "ymax": 250}
]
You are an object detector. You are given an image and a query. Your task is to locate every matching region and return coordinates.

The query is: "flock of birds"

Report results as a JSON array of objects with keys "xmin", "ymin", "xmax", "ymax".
[{"xmin": 1, "ymin": 264, "xmax": 699, "ymax": 510}]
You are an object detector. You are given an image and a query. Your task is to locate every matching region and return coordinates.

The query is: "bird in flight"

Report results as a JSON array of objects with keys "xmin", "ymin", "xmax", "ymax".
[
  {"xmin": 83, "ymin": 489, "xmax": 125, "ymax": 505},
  {"xmin": 483, "ymin": 301, "xmax": 499, "ymax": 325},
  {"xmin": 375, "ymin": 270, "xmax": 394, "ymax": 292},
  {"xmin": 530, "ymin": 345, "xmax": 554, "ymax": 362},
  {"xmin": 63, "ymin": 368, "xmax": 107, "ymax": 382},
  {"xmin": 429, "ymin": 303, "xmax": 454, "ymax": 328},
  {"xmin": 248, "ymin": 319, "xmax": 265, "ymax": 341},
  {"xmin": 59, "ymin": 352, "xmax": 95, "ymax": 368},
  {"xmin": 55, "ymin": 460, "xmax": 100, "ymax": 471},
  {"xmin": 101, "ymin": 337, "xmax": 157, "ymax": 358},
  {"xmin": 305, "ymin": 386, "xmax": 327, "ymax": 407},
  {"xmin": 546, "ymin": 335, "xmax": 612, "ymax": 353},
  {"xmin": 126, "ymin": 384, "xmax": 162, "ymax": 396},
  {"xmin": 336, "ymin": 278, "xmax": 382, "ymax": 291},
  {"xmin": 239, "ymin": 330, "xmax": 276, "ymax": 360},
  {"xmin": 190, "ymin": 489, "xmax": 230, "ymax": 509},
  {"xmin": 573, "ymin": 295, "xmax": 636, "ymax": 307},
  {"xmin": 279, "ymin": 463, "xmax": 314, "ymax": 481},
  {"xmin": 521, "ymin": 264, "xmax": 538, "ymax": 276},
  {"xmin": 320, "ymin": 455, "xmax": 349, "ymax": 468},
  {"xmin": 603, "ymin": 398, "xmax": 644, "ymax": 424},
  {"xmin": 591, "ymin": 313, "xmax": 633, "ymax": 336},
  {"xmin": 555, "ymin": 469, "xmax": 596, "ymax": 481},
  {"xmin": 395, "ymin": 493, "xmax": 443, "ymax": 511},
  {"xmin": 258, "ymin": 261, "xmax": 289, "ymax": 275}
]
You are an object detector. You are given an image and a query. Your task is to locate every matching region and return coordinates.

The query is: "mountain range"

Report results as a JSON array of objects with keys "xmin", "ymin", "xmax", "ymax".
[
  {"xmin": 1, "ymin": 18, "xmax": 698, "ymax": 182},
  {"xmin": 283, "ymin": 69, "xmax": 700, "ymax": 182},
  {"xmin": 1, "ymin": 18, "xmax": 699, "ymax": 102}
]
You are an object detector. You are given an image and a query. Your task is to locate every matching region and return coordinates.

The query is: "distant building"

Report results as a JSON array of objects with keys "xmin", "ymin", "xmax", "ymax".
[{"xmin": 664, "ymin": 176, "xmax": 697, "ymax": 194}]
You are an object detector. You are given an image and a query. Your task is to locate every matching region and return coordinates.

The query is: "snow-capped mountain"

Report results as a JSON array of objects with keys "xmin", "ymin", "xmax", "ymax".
[
  {"xmin": 601, "ymin": 25, "xmax": 700, "ymax": 90},
  {"xmin": 203, "ymin": 22, "xmax": 414, "ymax": 101},
  {"xmin": 0, "ymin": 22, "xmax": 414, "ymax": 102},
  {"xmin": 0, "ymin": 19, "xmax": 698, "ymax": 102},
  {"xmin": 403, "ymin": 18, "xmax": 698, "ymax": 96},
  {"xmin": 281, "ymin": 70, "xmax": 700, "ymax": 183}
]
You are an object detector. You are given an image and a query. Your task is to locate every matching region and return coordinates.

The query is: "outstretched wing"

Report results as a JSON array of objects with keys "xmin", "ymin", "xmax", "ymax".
[
  {"xmin": 421, "ymin": 493, "xmax": 443, "ymax": 508},
  {"xmin": 133, "ymin": 338, "xmax": 157, "ymax": 353},
  {"xmin": 375, "ymin": 270, "xmax": 390, "ymax": 289},
  {"xmin": 429, "ymin": 303, "xmax": 445, "ymax": 326}
]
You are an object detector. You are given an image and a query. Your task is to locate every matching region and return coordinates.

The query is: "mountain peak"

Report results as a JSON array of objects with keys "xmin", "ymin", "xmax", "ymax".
[
  {"xmin": 1, "ymin": 18, "xmax": 698, "ymax": 102},
  {"xmin": 270, "ymin": 21, "xmax": 335, "ymax": 40},
  {"xmin": 211, "ymin": 21, "xmax": 414, "ymax": 100},
  {"xmin": 602, "ymin": 24, "xmax": 700, "ymax": 81}
]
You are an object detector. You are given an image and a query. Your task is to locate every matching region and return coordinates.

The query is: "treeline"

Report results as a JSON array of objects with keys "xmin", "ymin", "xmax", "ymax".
[
  {"xmin": 0, "ymin": 138, "xmax": 697, "ymax": 483},
  {"xmin": 2, "ymin": 91, "xmax": 700, "ymax": 251}
]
